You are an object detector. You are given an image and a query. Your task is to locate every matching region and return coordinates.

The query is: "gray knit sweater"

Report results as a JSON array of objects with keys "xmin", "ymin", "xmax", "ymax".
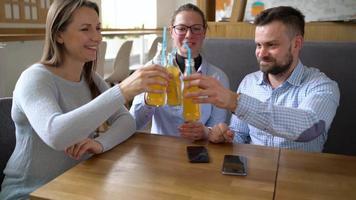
[{"xmin": 0, "ymin": 63, "xmax": 136, "ymax": 200}]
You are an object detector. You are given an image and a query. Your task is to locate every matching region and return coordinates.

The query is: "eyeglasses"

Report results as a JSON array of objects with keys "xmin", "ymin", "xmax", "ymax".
[{"xmin": 172, "ymin": 24, "xmax": 205, "ymax": 35}]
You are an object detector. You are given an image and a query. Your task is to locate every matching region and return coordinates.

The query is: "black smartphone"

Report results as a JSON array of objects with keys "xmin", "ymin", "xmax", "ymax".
[
  {"xmin": 186, "ymin": 146, "xmax": 209, "ymax": 163},
  {"xmin": 222, "ymin": 155, "xmax": 247, "ymax": 176}
]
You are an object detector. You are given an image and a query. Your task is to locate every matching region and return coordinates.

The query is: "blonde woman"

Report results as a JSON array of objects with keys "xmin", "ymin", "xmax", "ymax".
[{"xmin": 0, "ymin": 0, "xmax": 169, "ymax": 199}]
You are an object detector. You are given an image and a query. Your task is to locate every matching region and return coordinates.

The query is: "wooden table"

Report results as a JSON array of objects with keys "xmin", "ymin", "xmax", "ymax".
[
  {"xmin": 30, "ymin": 132, "xmax": 279, "ymax": 200},
  {"xmin": 274, "ymin": 149, "xmax": 356, "ymax": 200}
]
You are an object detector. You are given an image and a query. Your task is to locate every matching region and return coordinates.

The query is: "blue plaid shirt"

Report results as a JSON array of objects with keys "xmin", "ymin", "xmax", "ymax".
[{"xmin": 231, "ymin": 61, "xmax": 340, "ymax": 152}]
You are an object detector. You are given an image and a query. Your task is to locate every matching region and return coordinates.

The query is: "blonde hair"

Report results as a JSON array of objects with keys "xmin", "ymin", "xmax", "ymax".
[{"xmin": 41, "ymin": 0, "xmax": 101, "ymax": 98}]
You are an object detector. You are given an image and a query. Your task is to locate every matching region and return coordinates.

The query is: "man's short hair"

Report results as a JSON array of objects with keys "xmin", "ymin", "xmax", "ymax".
[{"xmin": 254, "ymin": 6, "xmax": 305, "ymax": 37}]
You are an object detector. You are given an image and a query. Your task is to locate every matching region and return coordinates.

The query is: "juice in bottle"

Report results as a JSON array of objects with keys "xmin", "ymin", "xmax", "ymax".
[
  {"xmin": 145, "ymin": 76, "xmax": 167, "ymax": 106},
  {"xmin": 183, "ymin": 59, "xmax": 200, "ymax": 121},
  {"xmin": 166, "ymin": 53, "xmax": 182, "ymax": 106}
]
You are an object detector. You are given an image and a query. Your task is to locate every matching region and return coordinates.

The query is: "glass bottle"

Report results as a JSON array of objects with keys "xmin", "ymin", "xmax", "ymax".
[
  {"xmin": 145, "ymin": 42, "xmax": 167, "ymax": 106},
  {"xmin": 166, "ymin": 52, "xmax": 181, "ymax": 106},
  {"xmin": 183, "ymin": 59, "xmax": 200, "ymax": 121}
]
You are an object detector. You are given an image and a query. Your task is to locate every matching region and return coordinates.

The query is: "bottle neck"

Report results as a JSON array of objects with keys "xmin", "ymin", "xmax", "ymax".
[
  {"xmin": 176, "ymin": 53, "xmax": 202, "ymax": 73},
  {"xmin": 184, "ymin": 59, "xmax": 195, "ymax": 75},
  {"xmin": 153, "ymin": 42, "xmax": 167, "ymax": 66}
]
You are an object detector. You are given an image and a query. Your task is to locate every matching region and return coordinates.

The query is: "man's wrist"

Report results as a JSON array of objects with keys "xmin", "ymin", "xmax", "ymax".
[{"xmin": 229, "ymin": 92, "xmax": 240, "ymax": 113}]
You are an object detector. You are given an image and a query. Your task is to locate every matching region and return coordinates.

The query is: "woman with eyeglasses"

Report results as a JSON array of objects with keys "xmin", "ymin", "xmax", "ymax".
[{"xmin": 130, "ymin": 3, "xmax": 230, "ymax": 142}]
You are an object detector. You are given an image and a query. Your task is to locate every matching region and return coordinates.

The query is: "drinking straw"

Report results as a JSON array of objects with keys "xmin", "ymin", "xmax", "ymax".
[
  {"xmin": 168, "ymin": 53, "xmax": 173, "ymax": 65},
  {"xmin": 183, "ymin": 41, "xmax": 192, "ymax": 75},
  {"xmin": 161, "ymin": 26, "xmax": 167, "ymax": 66}
]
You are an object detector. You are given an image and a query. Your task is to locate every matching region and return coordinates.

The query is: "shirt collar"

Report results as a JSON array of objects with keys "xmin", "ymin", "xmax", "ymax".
[
  {"xmin": 285, "ymin": 60, "xmax": 304, "ymax": 87},
  {"xmin": 257, "ymin": 72, "xmax": 266, "ymax": 85},
  {"xmin": 198, "ymin": 55, "xmax": 208, "ymax": 74}
]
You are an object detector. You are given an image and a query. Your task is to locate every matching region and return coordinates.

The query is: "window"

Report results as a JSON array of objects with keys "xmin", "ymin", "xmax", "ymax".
[{"xmin": 0, "ymin": 0, "xmax": 52, "ymax": 23}]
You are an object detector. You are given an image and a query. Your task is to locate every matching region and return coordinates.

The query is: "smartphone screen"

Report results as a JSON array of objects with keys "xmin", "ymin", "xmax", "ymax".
[
  {"xmin": 222, "ymin": 155, "xmax": 247, "ymax": 176},
  {"xmin": 186, "ymin": 146, "xmax": 209, "ymax": 163}
]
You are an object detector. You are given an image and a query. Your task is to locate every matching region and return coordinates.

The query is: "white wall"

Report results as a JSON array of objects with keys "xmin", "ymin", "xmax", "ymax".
[
  {"xmin": 0, "ymin": 41, "xmax": 44, "ymax": 97},
  {"xmin": 156, "ymin": 0, "xmax": 196, "ymax": 27}
]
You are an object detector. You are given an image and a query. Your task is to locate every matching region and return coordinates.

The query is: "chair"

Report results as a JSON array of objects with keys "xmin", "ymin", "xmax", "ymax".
[
  {"xmin": 0, "ymin": 97, "xmax": 16, "ymax": 188},
  {"xmin": 145, "ymin": 36, "xmax": 162, "ymax": 63},
  {"xmin": 104, "ymin": 40, "xmax": 133, "ymax": 84},
  {"xmin": 95, "ymin": 41, "xmax": 107, "ymax": 77}
]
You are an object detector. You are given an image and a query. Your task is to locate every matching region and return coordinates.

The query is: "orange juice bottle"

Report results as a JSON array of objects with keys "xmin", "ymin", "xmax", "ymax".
[
  {"xmin": 166, "ymin": 53, "xmax": 181, "ymax": 106},
  {"xmin": 183, "ymin": 59, "xmax": 200, "ymax": 121},
  {"xmin": 145, "ymin": 76, "xmax": 166, "ymax": 106},
  {"xmin": 145, "ymin": 43, "xmax": 167, "ymax": 106}
]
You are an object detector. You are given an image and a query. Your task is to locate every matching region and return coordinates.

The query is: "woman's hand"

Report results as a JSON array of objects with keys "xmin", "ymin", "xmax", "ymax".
[
  {"xmin": 119, "ymin": 64, "xmax": 170, "ymax": 102},
  {"xmin": 65, "ymin": 138, "xmax": 103, "ymax": 160},
  {"xmin": 208, "ymin": 123, "xmax": 234, "ymax": 143},
  {"xmin": 178, "ymin": 121, "xmax": 207, "ymax": 141}
]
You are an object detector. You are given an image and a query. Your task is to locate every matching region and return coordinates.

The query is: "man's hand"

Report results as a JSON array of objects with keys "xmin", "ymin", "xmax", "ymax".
[
  {"xmin": 208, "ymin": 123, "xmax": 234, "ymax": 143},
  {"xmin": 183, "ymin": 73, "xmax": 239, "ymax": 112}
]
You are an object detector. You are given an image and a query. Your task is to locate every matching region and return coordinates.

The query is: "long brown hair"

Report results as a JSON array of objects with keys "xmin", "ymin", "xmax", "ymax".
[{"xmin": 41, "ymin": 0, "xmax": 101, "ymax": 99}]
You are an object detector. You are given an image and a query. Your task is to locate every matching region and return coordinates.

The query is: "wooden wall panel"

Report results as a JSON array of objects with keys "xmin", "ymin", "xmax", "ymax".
[
  {"xmin": 199, "ymin": 1, "xmax": 356, "ymax": 41},
  {"xmin": 0, "ymin": 0, "xmax": 51, "ymax": 24}
]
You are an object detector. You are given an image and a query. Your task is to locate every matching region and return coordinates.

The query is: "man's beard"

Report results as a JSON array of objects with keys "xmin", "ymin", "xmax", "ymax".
[{"xmin": 258, "ymin": 50, "xmax": 293, "ymax": 75}]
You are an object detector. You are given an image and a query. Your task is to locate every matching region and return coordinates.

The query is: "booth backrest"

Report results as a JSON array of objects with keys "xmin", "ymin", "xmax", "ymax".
[
  {"xmin": 0, "ymin": 97, "xmax": 15, "ymax": 187},
  {"xmin": 202, "ymin": 39, "xmax": 356, "ymax": 155}
]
